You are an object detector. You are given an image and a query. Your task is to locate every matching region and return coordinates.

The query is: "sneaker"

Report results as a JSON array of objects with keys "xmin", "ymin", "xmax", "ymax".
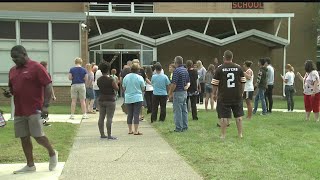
[
  {"xmin": 13, "ymin": 165, "xmax": 36, "ymax": 174},
  {"xmin": 69, "ymin": 115, "xmax": 75, "ymax": 120},
  {"xmin": 49, "ymin": 150, "xmax": 58, "ymax": 171},
  {"xmin": 82, "ymin": 114, "xmax": 89, "ymax": 119},
  {"xmin": 108, "ymin": 136, "xmax": 118, "ymax": 140}
]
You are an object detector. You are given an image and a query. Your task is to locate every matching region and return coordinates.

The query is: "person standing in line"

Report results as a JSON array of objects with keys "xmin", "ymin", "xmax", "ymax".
[
  {"xmin": 93, "ymin": 66, "xmax": 102, "ymax": 112},
  {"xmin": 97, "ymin": 62, "xmax": 119, "ymax": 140},
  {"xmin": 91, "ymin": 64, "xmax": 98, "ymax": 111},
  {"xmin": 242, "ymin": 61, "xmax": 254, "ymax": 119},
  {"xmin": 145, "ymin": 65, "xmax": 154, "ymax": 114},
  {"xmin": 120, "ymin": 61, "xmax": 132, "ymax": 114},
  {"xmin": 253, "ymin": 58, "xmax": 268, "ymax": 115},
  {"xmin": 68, "ymin": 57, "xmax": 88, "ymax": 119},
  {"xmin": 296, "ymin": 60, "xmax": 320, "ymax": 121},
  {"xmin": 85, "ymin": 64, "xmax": 95, "ymax": 114},
  {"xmin": 40, "ymin": 61, "xmax": 56, "ymax": 101},
  {"xmin": 186, "ymin": 60, "xmax": 200, "ymax": 120},
  {"xmin": 123, "ymin": 62, "xmax": 145, "ymax": 135},
  {"xmin": 204, "ymin": 64, "xmax": 215, "ymax": 111},
  {"xmin": 151, "ymin": 63, "xmax": 171, "ymax": 122},
  {"xmin": 212, "ymin": 50, "xmax": 246, "ymax": 139},
  {"xmin": 197, "ymin": 60, "xmax": 206, "ymax": 104},
  {"xmin": 168, "ymin": 64, "xmax": 176, "ymax": 102},
  {"xmin": 281, "ymin": 64, "xmax": 295, "ymax": 112},
  {"xmin": 5, "ymin": 45, "xmax": 58, "ymax": 173},
  {"xmin": 168, "ymin": 56, "xmax": 190, "ymax": 132},
  {"xmin": 110, "ymin": 69, "xmax": 119, "ymax": 100},
  {"xmin": 132, "ymin": 59, "xmax": 147, "ymax": 121},
  {"xmin": 264, "ymin": 57, "xmax": 274, "ymax": 113}
]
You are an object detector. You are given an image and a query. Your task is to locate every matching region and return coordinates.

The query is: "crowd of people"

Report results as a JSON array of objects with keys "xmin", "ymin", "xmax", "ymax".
[{"xmin": 2, "ymin": 44, "xmax": 320, "ymax": 173}]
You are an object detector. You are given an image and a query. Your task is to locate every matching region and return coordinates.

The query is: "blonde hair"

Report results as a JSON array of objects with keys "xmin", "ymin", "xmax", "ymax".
[
  {"xmin": 75, "ymin": 57, "xmax": 83, "ymax": 65},
  {"xmin": 131, "ymin": 62, "xmax": 140, "ymax": 73},
  {"xmin": 85, "ymin": 63, "xmax": 92, "ymax": 72},
  {"xmin": 196, "ymin": 60, "xmax": 203, "ymax": 69},
  {"xmin": 286, "ymin": 64, "xmax": 294, "ymax": 72},
  {"xmin": 132, "ymin": 59, "xmax": 140, "ymax": 64}
]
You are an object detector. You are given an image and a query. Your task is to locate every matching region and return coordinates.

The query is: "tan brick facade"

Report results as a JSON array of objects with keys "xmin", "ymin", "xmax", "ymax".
[{"xmin": 0, "ymin": 2, "xmax": 84, "ymax": 12}]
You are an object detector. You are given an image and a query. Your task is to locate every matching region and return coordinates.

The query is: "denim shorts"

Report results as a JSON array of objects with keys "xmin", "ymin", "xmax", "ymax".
[{"xmin": 86, "ymin": 87, "xmax": 95, "ymax": 99}]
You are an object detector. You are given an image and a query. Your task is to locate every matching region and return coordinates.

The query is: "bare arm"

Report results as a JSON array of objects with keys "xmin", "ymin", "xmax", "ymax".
[
  {"xmin": 51, "ymin": 86, "xmax": 56, "ymax": 100},
  {"xmin": 146, "ymin": 78, "xmax": 152, "ymax": 85},
  {"xmin": 68, "ymin": 73, "xmax": 73, "ymax": 80},
  {"xmin": 43, "ymin": 83, "xmax": 53, "ymax": 107},
  {"xmin": 84, "ymin": 74, "xmax": 88, "ymax": 83},
  {"xmin": 244, "ymin": 71, "xmax": 252, "ymax": 80},
  {"xmin": 212, "ymin": 85, "xmax": 218, "ymax": 102},
  {"xmin": 296, "ymin": 72, "xmax": 303, "ymax": 82},
  {"xmin": 112, "ymin": 79, "xmax": 119, "ymax": 91}
]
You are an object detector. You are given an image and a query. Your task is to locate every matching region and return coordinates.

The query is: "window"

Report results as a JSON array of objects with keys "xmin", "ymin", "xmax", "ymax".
[
  {"xmin": 52, "ymin": 23, "xmax": 79, "ymax": 40},
  {"xmin": 20, "ymin": 22, "xmax": 48, "ymax": 39},
  {"xmin": 0, "ymin": 21, "xmax": 16, "ymax": 39}
]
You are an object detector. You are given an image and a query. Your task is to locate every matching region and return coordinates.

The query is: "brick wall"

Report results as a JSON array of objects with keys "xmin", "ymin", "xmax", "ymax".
[
  {"xmin": 0, "ymin": 86, "xmax": 72, "ymax": 106},
  {"xmin": 0, "ymin": 2, "xmax": 84, "ymax": 12}
]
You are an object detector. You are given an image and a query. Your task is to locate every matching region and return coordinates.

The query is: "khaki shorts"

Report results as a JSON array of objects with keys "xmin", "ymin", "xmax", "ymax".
[
  {"xmin": 71, "ymin": 83, "xmax": 86, "ymax": 100},
  {"xmin": 14, "ymin": 113, "xmax": 45, "ymax": 138}
]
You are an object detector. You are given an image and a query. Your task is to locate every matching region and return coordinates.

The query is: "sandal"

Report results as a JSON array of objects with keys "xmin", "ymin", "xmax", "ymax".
[
  {"xmin": 128, "ymin": 132, "xmax": 134, "ymax": 134},
  {"xmin": 139, "ymin": 116, "xmax": 144, "ymax": 121},
  {"xmin": 134, "ymin": 132, "xmax": 143, "ymax": 135}
]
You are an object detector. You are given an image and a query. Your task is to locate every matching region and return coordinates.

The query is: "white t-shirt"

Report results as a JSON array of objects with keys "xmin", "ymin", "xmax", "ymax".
[
  {"xmin": 266, "ymin": 65, "xmax": 274, "ymax": 85},
  {"xmin": 93, "ymin": 70, "xmax": 102, "ymax": 90},
  {"xmin": 284, "ymin": 71, "xmax": 295, "ymax": 86},
  {"xmin": 303, "ymin": 70, "xmax": 320, "ymax": 95},
  {"xmin": 244, "ymin": 68, "xmax": 254, "ymax": 91}
]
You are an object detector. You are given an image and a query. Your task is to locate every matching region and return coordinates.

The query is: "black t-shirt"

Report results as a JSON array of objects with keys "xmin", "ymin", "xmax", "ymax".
[
  {"xmin": 187, "ymin": 69, "xmax": 198, "ymax": 93},
  {"xmin": 97, "ymin": 75, "xmax": 116, "ymax": 102},
  {"xmin": 138, "ymin": 68, "xmax": 146, "ymax": 80},
  {"xmin": 212, "ymin": 62, "xmax": 246, "ymax": 104}
]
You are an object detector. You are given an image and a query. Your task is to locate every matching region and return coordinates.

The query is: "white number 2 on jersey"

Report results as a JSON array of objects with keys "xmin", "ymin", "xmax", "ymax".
[{"xmin": 227, "ymin": 73, "xmax": 235, "ymax": 88}]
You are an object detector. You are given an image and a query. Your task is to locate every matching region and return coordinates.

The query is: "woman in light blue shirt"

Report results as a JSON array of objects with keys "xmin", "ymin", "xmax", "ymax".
[{"xmin": 123, "ymin": 62, "xmax": 145, "ymax": 135}]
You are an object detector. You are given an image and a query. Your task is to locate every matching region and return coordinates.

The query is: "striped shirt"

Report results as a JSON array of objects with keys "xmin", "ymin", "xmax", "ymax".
[{"xmin": 172, "ymin": 65, "xmax": 190, "ymax": 92}]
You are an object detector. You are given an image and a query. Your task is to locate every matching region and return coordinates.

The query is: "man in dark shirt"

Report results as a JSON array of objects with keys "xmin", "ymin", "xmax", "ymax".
[
  {"xmin": 212, "ymin": 50, "xmax": 246, "ymax": 139},
  {"xmin": 169, "ymin": 56, "xmax": 190, "ymax": 132},
  {"xmin": 5, "ymin": 45, "xmax": 58, "ymax": 173},
  {"xmin": 253, "ymin": 58, "xmax": 268, "ymax": 115}
]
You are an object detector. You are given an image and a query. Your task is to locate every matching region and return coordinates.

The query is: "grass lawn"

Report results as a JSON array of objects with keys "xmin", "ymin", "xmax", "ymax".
[
  {"xmin": 0, "ymin": 121, "xmax": 79, "ymax": 164},
  {"xmin": 151, "ymin": 109, "xmax": 320, "ymax": 179}
]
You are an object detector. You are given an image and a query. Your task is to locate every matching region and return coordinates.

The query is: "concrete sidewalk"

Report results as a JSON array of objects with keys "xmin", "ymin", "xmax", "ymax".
[{"xmin": 59, "ymin": 104, "xmax": 203, "ymax": 180}]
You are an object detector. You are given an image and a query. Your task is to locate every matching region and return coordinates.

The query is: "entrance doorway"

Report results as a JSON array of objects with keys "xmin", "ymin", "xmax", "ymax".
[{"xmin": 92, "ymin": 50, "xmax": 140, "ymax": 77}]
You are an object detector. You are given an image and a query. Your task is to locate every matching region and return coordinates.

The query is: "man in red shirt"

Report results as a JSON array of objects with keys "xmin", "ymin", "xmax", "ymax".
[{"xmin": 4, "ymin": 45, "xmax": 58, "ymax": 174}]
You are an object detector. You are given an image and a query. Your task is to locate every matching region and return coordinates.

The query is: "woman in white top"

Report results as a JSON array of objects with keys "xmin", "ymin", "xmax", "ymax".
[
  {"xmin": 296, "ymin": 60, "xmax": 320, "ymax": 121},
  {"xmin": 242, "ymin": 61, "xmax": 254, "ymax": 120},
  {"xmin": 281, "ymin": 64, "xmax": 295, "ymax": 112}
]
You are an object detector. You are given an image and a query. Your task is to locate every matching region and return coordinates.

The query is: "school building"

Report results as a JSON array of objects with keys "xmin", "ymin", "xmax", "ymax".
[{"xmin": 0, "ymin": 2, "xmax": 318, "ymax": 104}]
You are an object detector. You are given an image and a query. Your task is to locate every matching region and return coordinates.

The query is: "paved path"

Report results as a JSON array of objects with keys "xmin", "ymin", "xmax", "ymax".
[{"xmin": 59, "ymin": 102, "xmax": 203, "ymax": 180}]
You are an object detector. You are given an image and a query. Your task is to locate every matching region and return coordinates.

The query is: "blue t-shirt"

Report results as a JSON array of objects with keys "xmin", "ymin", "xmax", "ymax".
[
  {"xmin": 69, "ymin": 67, "xmax": 87, "ymax": 85},
  {"xmin": 151, "ymin": 73, "xmax": 170, "ymax": 95},
  {"xmin": 172, "ymin": 65, "xmax": 190, "ymax": 92},
  {"xmin": 123, "ymin": 73, "xmax": 146, "ymax": 104}
]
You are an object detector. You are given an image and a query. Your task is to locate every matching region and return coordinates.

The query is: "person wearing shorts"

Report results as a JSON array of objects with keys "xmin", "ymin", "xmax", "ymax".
[
  {"xmin": 6, "ymin": 45, "xmax": 58, "ymax": 174},
  {"xmin": 69, "ymin": 57, "xmax": 88, "ymax": 119},
  {"xmin": 242, "ymin": 61, "xmax": 254, "ymax": 119},
  {"xmin": 296, "ymin": 60, "xmax": 320, "ymax": 121},
  {"xmin": 212, "ymin": 50, "xmax": 246, "ymax": 139}
]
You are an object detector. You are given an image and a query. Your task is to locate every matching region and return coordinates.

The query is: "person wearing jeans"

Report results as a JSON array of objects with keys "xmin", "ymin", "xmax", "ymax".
[
  {"xmin": 253, "ymin": 58, "xmax": 268, "ymax": 115},
  {"xmin": 196, "ymin": 60, "xmax": 206, "ymax": 104},
  {"xmin": 122, "ymin": 62, "xmax": 145, "ymax": 135},
  {"xmin": 97, "ymin": 61, "xmax": 119, "ymax": 140},
  {"xmin": 281, "ymin": 64, "xmax": 295, "ymax": 112},
  {"xmin": 168, "ymin": 56, "xmax": 190, "ymax": 132}
]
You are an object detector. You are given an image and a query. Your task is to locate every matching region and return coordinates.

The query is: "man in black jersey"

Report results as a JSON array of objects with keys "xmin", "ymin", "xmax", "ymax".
[{"xmin": 211, "ymin": 50, "xmax": 246, "ymax": 139}]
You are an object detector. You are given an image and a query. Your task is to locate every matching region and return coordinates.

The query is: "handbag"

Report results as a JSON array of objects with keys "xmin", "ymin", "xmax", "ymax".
[
  {"xmin": 0, "ymin": 110, "xmax": 6, "ymax": 128},
  {"xmin": 121, "ymin": 103, "xmax": 128, "ymax": 114}
]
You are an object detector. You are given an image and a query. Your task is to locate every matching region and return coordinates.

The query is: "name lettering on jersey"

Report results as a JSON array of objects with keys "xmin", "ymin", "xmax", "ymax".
[{"xmin": 222, "ymin": 68, "xmax": 238, "ymax": 72}]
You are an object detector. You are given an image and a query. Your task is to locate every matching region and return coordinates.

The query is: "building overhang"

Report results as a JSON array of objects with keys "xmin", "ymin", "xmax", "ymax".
[
  {"xmin": 0, "ymin": 11, "xmax": 86, "ymax": 21},
  {"xmin": 87, "ymin": 12, "xmax": 294, "ymax": 20}
]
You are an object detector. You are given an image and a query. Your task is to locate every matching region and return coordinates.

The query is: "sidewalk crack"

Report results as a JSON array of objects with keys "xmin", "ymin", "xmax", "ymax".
[{"xmin": 113, "ymin": 146, "xmax": 133, "ymax": 162}]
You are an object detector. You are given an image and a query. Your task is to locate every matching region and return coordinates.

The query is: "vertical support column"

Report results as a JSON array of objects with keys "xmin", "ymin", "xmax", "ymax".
[
  {"xmin": 231, "ymin": 18, "xmax": 237, "ymax": 35},
  {"xmin": 166, "ymin": 17, "xmax": 173, "ymax": 35},
  {"xmin": 131, "ymin": 2, "xmax": 134, "ymax": 13},
  {"xmin": 48, "ymin": 21, "xmax": 53, "ymax": 77},
  {"xmin": 283, "ymin": 46, "xmax": 287, "ymax": 97},
  {"xmin": 108, "ymin": 2, "xmax": 112, "ymax": 13},
  {"xmin": 153, "ymin": 47, "xmax": 157, "ymax": 62},
  {"xmin": 15, "ymin": 20, "xmax": 20, "ymax": 45},
  {"xmin": 203, "ymin": 18, "xmax": 211, "ymax": 35},
  {"xmin": 139, "ymin": 17, "xmax": 145, "ymax": 35},
  {"xmin": 288, "ymin": 17, "xmax": 291, "ymax": 43}
]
